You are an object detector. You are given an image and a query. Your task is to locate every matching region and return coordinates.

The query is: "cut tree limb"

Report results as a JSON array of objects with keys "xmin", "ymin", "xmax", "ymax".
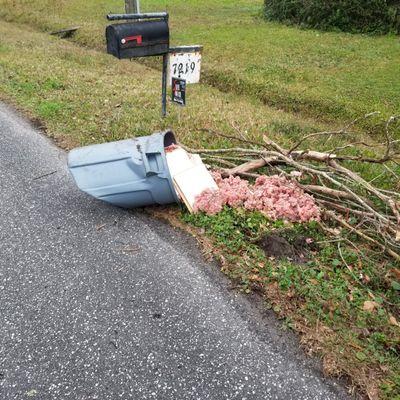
[
  {"xmin": 302, "ymin": 185, "xmax": 355, "ymax": 200},
  {"xmin": 324, "ymin": 210, "xmax": 400, "ymax": 262}
]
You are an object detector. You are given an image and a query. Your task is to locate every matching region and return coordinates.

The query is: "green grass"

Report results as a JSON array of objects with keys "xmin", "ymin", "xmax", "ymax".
[
  {"xmin": 1, "ymin": 0, "xmax": 400, "ymax": 124},
  {"xmin": 0, "ymin": 20, "xmax": 331, "ymax": 150}
]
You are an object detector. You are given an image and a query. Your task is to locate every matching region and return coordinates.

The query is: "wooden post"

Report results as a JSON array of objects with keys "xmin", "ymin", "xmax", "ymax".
[{"xmin": 125, "ymin": 0, "xmax": 140, "ymax": 14}]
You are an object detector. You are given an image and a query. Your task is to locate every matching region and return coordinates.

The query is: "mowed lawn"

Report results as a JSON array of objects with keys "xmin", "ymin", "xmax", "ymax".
[
  {"xmin": 1, "ymin": 0, "xmax": 400, "ymax": 123},
  {"xmin": 0, "ymin": 21, "xmax": 326, "ymax": 151}
]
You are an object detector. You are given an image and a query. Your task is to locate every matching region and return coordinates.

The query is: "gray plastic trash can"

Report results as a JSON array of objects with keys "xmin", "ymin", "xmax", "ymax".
[{"xmin": 68, "ymin": 130, "xmax": 180, "ymax": 208}]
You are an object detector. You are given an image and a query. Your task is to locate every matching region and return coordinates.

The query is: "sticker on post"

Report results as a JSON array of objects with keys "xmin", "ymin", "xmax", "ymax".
[
  {"xmin": 171, "ymin": 78, "xmax": 186, "ymax": 106},
  {"xmin": 168, "ymin": 51, "xmax": 201, "ymax": 84}
]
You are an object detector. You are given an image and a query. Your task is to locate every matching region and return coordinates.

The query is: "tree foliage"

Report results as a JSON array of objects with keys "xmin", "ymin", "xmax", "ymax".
[{"xmin": 264, "ymin": 0, "xmax": 400, "ymax": 34}]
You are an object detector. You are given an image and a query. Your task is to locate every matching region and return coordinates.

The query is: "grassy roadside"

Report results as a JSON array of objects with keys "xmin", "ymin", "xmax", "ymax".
[
  {"xmin": 0, "ymin": 21, "xmax": 329, "ymax": 150},
  {"xmin": 1, "ymin": 0, "xmax": 400, "ymax": 125},
  {"xmin": 0, "ymin": 18, "xmax": 399, "ymax": 400}
]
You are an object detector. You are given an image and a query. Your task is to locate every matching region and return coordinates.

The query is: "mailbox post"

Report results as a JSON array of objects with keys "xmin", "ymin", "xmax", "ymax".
[
  {"xmin": 106, "ymin": 7, "xmax": 202, "ymax": 118},
  {"xmin": 106, "ymin": 12, "xmax": 169, "ymax": 117},
  {"xmin": 125, "ymin": 0, "xmax": 140, "ymax": 14}
]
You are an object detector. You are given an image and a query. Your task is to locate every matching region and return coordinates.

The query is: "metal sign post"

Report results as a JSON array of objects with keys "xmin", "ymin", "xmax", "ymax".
[{"xmin": 162, "ymin": 54, "xmax": 168, "ymax": 117}]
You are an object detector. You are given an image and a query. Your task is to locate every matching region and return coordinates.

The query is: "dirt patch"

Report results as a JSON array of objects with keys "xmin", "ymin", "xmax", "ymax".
[{"xmin": 257, "ymin": 232, "xmax": 317, "ymax": 264}]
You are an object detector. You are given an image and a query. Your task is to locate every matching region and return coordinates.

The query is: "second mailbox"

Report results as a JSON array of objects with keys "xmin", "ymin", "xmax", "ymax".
[{"xmin": 106, "ymin": 19, "xmax": 169, "ymax": 59}]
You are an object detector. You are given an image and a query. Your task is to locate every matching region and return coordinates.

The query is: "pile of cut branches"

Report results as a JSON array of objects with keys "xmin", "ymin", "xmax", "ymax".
[{"xmin": 181, "ymin": 113, "xmax": 400, "ymax": 262}]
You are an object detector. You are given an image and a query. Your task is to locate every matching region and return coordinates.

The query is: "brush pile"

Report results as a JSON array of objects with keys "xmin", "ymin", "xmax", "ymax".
[{"xmin": 181, "ymin": 114, "xmax": 400, "ymax": 262}]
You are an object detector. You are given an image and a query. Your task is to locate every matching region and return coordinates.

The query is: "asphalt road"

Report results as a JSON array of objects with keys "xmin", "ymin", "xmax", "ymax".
[{"xmin": 0, "ymin": 103, "xmax": 350, "ymax": 400}]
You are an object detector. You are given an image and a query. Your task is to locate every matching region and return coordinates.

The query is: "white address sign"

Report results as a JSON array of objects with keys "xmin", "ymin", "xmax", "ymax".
[{"xmin": 168, "ymin": 51, "xmax": 202, "ymax": 85}]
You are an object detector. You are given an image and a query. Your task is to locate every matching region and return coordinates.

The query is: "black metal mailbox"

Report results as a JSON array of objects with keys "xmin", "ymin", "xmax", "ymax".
[{"xmin": 106, "ymin": 19, "xmax": 169, "ymax": 59}]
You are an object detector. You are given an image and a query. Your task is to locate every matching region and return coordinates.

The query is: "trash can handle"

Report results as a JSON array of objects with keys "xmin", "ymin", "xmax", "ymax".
[{"xmin": 142, "ymin": 151, "xmax": 161, "ymax": 176}]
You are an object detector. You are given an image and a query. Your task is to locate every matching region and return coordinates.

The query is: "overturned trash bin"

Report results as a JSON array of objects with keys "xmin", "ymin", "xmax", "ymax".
[{"xmin": 68, "ymin": 131, "xmax": 180, "ymax": 208}]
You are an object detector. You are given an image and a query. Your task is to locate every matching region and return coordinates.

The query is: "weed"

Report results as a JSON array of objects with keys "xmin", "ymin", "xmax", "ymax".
[
  {"xmin": 0, "ymin": 43, "xmax": 10, "ymax": 53},
  {"xmin": 42, "ymin": 78, "xmax": 65, "ymax": 91},
  {"xmin": 36, "ymin": 101, "xmax": 64, "ymax": 119}
]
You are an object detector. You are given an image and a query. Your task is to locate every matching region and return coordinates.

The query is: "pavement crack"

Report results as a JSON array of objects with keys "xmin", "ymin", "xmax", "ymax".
[{"xmin": 32, "ymin": 170, "xmax": 57, "ymax": 180}]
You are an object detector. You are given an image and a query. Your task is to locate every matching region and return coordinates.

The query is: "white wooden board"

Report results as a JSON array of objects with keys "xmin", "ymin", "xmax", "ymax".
[{"xmin": 173, "ymin": 164, "xmax": 218, "ymax": 213}]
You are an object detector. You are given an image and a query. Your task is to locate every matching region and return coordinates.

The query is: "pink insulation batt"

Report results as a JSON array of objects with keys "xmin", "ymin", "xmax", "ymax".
[{"xmin": 194, "ymin": 172, "xmax": 320, "ymax": 222}]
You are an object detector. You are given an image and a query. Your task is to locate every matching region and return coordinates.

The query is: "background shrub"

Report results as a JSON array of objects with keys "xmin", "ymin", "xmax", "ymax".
[{"xmin": 264, "ymin": 0, "xmax": 400, "ymax": 34}]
